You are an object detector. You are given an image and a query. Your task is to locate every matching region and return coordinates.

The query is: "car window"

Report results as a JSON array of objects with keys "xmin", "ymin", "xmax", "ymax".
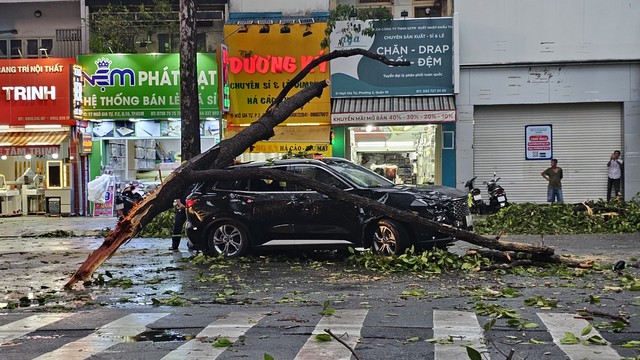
[
  {"xmin": 248, "ymin": 177, "xmax": 282, "ymax": 192},
  {"xmin": 211, "ymin": 178, "xmax": 249, "ymax": 191},
  {"xmin": 288, "ymin": 166, "xmax": 348, "ymax": 190},
  {"xmin": 323, "ymin": 159, "xmax": 394, "ymax": 188}
]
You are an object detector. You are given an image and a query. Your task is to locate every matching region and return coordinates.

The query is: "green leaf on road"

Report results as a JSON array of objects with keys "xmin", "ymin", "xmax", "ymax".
[
  {"xmin": 315, "ymin": 334, "xmax": 332, "ymax": 342},
  {"xmin": 213, "ymin": 338, "xmax": 233, "ymax": 347},
  {"xmin": 465, "ymin": 346, "xmax": 482, "ymax": 360},
  {"xmin": 560, "ymin": 332, "xmax": 580, "ymax": 345}
]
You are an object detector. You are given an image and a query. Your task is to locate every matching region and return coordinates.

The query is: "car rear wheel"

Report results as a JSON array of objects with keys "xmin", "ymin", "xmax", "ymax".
[
  {"xmin": 371, "ymin": 219, "xmax": 409, "ymax": 256},
  {"xmin": 207, "ymin": 220, "xmax": 249, "ymax": 258}
]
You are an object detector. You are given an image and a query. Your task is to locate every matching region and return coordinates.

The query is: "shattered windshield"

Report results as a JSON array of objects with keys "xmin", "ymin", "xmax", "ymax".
[{"xmin": 323, "ymin": 159, "xmax": 394, "ymax": 188}]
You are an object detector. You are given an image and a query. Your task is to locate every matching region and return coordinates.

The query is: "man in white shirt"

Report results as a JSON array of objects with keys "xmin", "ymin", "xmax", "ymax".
[{"xmin": 607, "ymin": 150, "xmax": 623, "ymax": 201}]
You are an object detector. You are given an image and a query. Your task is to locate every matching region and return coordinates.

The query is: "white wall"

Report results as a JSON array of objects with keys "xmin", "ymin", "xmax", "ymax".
[
  {"xmin": 456, "ymin": 0, "xmax": 640, "ymax": 65},
  {"xmin": 230, "ymin": 0, "xmax": 329, "ymax": 15},
  {"xmin": 0, "ymin": 2, "xmax": 80, "ymax": 38}
]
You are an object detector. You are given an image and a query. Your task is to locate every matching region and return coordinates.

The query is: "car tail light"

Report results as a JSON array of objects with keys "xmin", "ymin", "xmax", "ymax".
[{"xmin": 185, "ymin": 198, "xmax": 199, "ymax": 208}]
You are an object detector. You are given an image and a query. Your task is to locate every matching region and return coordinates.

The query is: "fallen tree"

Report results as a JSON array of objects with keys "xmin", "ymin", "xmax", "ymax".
[{"xmin": 65, "ymin": 49, "xmax": 568, "ymax": 290}]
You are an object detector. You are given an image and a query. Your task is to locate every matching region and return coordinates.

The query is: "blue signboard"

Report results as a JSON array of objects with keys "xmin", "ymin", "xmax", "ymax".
[{"xmin": 330, "ymin": 18, "xmax": 454, "ymax": 97}]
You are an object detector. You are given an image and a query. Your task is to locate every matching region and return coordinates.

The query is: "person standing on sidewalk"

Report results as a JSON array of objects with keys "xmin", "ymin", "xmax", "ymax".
[
  {"xmin": 170, "ymin": 184, "xmax": 195, "ymax": 251},
  {"xmin": 541, "ymin": 159, "xmax": 563, "ymax": 203},
  {"xmin": 606, "ymin": 150, "xmax": 623, "ymax": 201}
]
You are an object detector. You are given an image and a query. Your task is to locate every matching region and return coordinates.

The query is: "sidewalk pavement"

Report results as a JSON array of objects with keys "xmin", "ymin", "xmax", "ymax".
[{"xmin": 0, "ymin": 215, "xmax": 118, "ymax": 238}]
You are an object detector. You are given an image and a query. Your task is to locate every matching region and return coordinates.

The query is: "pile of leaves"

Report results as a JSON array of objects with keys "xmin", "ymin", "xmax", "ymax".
[
  {"xmin": 347, "ymin": 247, "xmax": 491, "ymax": 274},
  {"xmin": 138, "ymin": 209, "xmax": 175, "ymax": 238},
  {"xmin": 474, "ymin": 198, "xmax": 640, "ymax": 235}
]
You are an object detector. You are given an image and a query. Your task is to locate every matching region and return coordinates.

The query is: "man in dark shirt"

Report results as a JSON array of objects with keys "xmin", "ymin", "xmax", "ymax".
[
  {"xmin": 170, "ymin": 183, "xmax": 195, "ymax": 251},
  {"xmin": 541, "ymin": 159, "xmax": 563, "ymax": 203}
]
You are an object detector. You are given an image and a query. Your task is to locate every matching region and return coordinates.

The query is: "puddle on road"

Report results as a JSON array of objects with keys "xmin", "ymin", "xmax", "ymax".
[{"xmin": 130, "ymin": 330, "xmax": 194, "ymax": 342}]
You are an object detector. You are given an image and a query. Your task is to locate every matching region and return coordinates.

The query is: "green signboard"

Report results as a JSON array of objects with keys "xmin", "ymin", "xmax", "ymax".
[
  {"xmin": 79, "ymin": 54, "xmax": 219, "ymax": 119},
  {"xmin": 330, "ymin": 18, "xmax": 454, "ymax": 97}
]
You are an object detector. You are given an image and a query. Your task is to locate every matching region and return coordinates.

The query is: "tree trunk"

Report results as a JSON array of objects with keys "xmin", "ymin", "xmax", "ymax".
[
  {"xmin": 467, "ymin": 248, "xmax": 594, "ymax": 269},
  {"xmin": 179, "ymin": 0, "xmax": 200, "ymax": 160}
]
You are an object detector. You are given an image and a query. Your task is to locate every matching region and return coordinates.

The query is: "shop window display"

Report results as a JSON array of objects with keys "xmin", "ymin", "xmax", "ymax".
[{"xmin": 350, "ymin": 125, "xmax": 440, "ymax": 185}]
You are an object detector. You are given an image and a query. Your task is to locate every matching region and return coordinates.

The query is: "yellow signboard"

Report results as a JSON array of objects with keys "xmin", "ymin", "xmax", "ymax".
[
  {"xmin": 223, "ymin": 23, "xmax": 331, "ymax": 125},
  {"xmin": 250, "ymin": 141, "xmax": 332, "ymax": 156}
]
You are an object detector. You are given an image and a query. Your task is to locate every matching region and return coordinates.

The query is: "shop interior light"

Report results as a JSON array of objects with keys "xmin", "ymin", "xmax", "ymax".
[
  {"xmin": 69, "ymin": 156, "xmax": 75, "ymax": 160},
  {"xmin": 51, "ymin": 153, "xmax": 59, "ymax": 159},
  {"xmin": 357, "ymin": 141, "xmax": 385, "ymax": 148},
  {"xmin": 24, "ymin": 124, "xmax": 62, "ymax": 129},
  {"xmin": 286, "ymin": 123, "xmax": 321, "ymax": 126},
  {"xmin": 0, "ymin": 155, "xmax": 7, "ymax": 160},
  {"xmin": 0, "ymin": 125, "xmax": 9, "ymax": 130},
  {"xmin": 387, "ymin": 141, "xmax": 416, "ymax": 148},
  {"xmin": 365, "ymin": 125, "xmax": 374, "ymax": 132},
  {"xmin": 0, "ymin": 142, "xmax": 11, "ymax": 146},
  {"xmin": 25, "ymin": 154, "xmax": 32, "ymax": 160},
  {"xmin": 168, "ymin": 118, "xmax": 181, "ymax": 121}
]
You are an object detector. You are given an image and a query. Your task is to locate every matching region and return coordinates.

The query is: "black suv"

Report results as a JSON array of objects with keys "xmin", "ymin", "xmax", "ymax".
[{"xmin": 185, "ymin": 157, "xmax": 471, "ymax": 257}]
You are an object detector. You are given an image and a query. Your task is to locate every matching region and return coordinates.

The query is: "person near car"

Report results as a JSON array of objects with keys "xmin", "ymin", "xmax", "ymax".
[
  {"xmin": 606, "ymin": 150, "xmax": 623, "ymax": 201},
  {"xmin": 541, "ymin": 159, "xmax": 563, "ymax": 203},
  {"xmin": 171, "ymin": 183, "xmax": 195, "ymax": 251}
]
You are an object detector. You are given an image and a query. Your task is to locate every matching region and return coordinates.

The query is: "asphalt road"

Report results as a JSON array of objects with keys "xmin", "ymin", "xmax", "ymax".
[{"xmin": 0, "ymin": 215, "xmax": 639, "ymax": 359}]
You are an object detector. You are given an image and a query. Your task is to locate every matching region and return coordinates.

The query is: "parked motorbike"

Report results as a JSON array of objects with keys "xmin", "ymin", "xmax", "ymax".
[
  {"xmin": 464, "ymin": 176, "xmax": 484, "ymax": 215},
  {"xmin": 115, "ymin": 184, "xmax": 144, "ymax": 220},
  {"xmin": 486, "ymin": 171, "xmax": 509, "ymax": 212}
]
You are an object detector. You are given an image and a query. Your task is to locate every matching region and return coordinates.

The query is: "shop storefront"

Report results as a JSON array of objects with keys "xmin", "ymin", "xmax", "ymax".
[
  {"xmin": 0, "ymin": 58, "xmax": 84, "ymax": 216},
  {"xmin": 78, "ymin": 54, "xmax": 221, "ymax": 198},
  {"xmin": 329, "ymin": 18, "xmax": 457, "ymax": 186},
  {"xmin": 222, "ymin": 21, "xmax": 331, "ymax": 160},
  {"xmin": 457, "ymin": 65, "xmax": 633, "ymax": 203}
]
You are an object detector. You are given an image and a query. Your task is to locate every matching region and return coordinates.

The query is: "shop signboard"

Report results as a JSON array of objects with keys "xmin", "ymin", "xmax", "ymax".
[
  {"xmin": 78, "ymin": 54, "xmax": 219, "ymax": 119},
  {"xmin": 525, "ymin": 124, "xmax": 553, "ymax": 160},
  {"xmin": 330, "ymin": 18, "xmax": 454, "ymax": 97},
  {"xmin": 250, "ymin": 141, "xmax": 332, "ymax": 157},
  {"xmin": 0, "ymin": 58, "xmax": 77, "ymax": 126},
  {"xmin": 331, "ymin": 109, "xmax": 456, "ymax": 125},
  {"xmin": 93, "ymin": 182, "xmax": 115, "ymax": 217},
  {"xmin": 223, "ymin": 23, "xmax": 331, "ymax": 125}
]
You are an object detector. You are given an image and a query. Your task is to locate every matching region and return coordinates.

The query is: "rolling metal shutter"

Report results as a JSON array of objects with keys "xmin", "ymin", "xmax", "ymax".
[{"xmin": 473, "ymin": 103, "xmax": 622, "ymax": 204}]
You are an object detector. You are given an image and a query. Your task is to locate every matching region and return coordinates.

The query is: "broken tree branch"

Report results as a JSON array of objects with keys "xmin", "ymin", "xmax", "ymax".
[
  {"xmin": 64, "ymin": 49, "xmax": 411, "ymax": 289},
  {"xmin": 324, "ymin": 329, "xmax": 361, "ymax": 360},
  {"xmin": 577, "ymin": 308, "xmax": 630, "ymax": 325}
]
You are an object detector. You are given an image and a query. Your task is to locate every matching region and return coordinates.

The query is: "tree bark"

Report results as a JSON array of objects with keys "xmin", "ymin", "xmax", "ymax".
[
  {"xmin": 179, "ymin": 0, "xmax": 200, "ymax": 160},
  {"xmin": 467, "ymin": 248, "xmax": 594, "ymax": 268}
]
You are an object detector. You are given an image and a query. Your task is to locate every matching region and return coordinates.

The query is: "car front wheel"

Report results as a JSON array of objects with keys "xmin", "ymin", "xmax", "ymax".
[
  {"xmin": 371, "ymin": 219, "xmax": 409, "ymax": 256},
  {"xmin": 207, "ymin": 220, "xmax": 249, "ymax": 258}
]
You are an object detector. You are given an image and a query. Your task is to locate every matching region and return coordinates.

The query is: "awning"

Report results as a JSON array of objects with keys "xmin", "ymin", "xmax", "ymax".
[
  {"xmin": 331, "ymin": 96, "xmax": 457, "ymax": 125},
  {"xmin": 0, "ymin": 131, "xmax": 69, "ymax": 157}
]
